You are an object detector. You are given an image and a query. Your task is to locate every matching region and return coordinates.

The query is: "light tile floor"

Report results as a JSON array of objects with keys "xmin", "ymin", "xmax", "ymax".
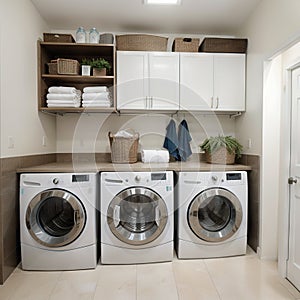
[{"xmin": 1, "ymin": 248, "xmax": 299, "ymax": 300}]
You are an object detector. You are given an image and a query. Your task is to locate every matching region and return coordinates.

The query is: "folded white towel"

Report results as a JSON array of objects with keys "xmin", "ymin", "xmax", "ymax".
[
  {"xmin": 47, "ymin": 100, "xmax": 81, "ymax": 105},
  {"xmin": 47, "ymin": 103, "xmax": 81, "ymax": 108},
  {"xmin": 48, "ymin": 86, "xmax": 79, "ymax": 94},
  {"xmin": 82, "ymin": 100, "xmax": 110, "ymax": 104},
  {"xmin": 82, "ymin": 92, "xmax": 110, "ymax": 101},
  {"xmin": 82, "ymin": 103, "xmax": 111, "ymax": 107},
  {"xmin": 83, "ymin": 86, "xmax": 108, "ymax": 93},
  {"xmin": 47, "ymin": 93, "xmax": 81, "ymax": 100},
  {"xmin": 141, "ymin": 149, "xmax": 170, "ymax": 163}
]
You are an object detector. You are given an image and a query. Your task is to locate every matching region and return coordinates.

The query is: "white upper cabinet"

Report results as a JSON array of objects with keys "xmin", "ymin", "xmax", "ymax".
[
  {"xmin": 117, "ymin": 51, "xmax": 179, "ymax": 111},
  {"xmin": 180, "ymin": 53, "xmax": 245, "ymax": 112},
  {"xmin": 180, "ymin": 53, "xmax": 214, "ymax": 110}
]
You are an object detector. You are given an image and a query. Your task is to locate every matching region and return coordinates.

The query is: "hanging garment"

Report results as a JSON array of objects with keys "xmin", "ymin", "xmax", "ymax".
[
  {"xmin": 163, "ymin": 119, "xmax": 180, "ymax": 160},
  {"xmin": 178, "ymin": 119, "xmax": 192, "ymax": 161}
]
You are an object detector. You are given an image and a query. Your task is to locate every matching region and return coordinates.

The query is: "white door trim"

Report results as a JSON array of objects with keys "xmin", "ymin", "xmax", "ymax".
[{"xmin": 278, "ymin": 60, "xmax": 300, "ymax": 279}]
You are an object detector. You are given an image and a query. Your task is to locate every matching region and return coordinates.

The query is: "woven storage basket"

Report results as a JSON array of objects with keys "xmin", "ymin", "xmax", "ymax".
[
  {"xmin": 199, "ymin": 38, "xmax": 248, "ymax": 53},
  {"xmin": 205, "ymin": 147, "xmax": 235, "ymax": 165},
  {"xmin": 172, "ymin": 38, "xmax": 200, "ymax": 52},
  {"xmin": 116, "ymin": 34, "xmax": 168, "ymax": 51},
  {"xmin": 43, "ymin": 33, "xmax": 75, "ymax": 43},
  {"xmin": 109, "ymin": 132, "xmax": 139, "ymax": 163},
  {"xmin": 48, "ymin": 58, "xmax": 80, "ymax": 75}
]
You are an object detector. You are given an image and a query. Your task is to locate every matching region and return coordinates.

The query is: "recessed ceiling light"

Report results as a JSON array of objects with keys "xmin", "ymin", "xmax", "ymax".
[{"xmin": 144, "ymin": 0, "xmax": 181, "ymax": 5}]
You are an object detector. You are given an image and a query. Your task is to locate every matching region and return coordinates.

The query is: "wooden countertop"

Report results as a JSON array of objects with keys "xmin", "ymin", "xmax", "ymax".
[{"xmin": 17, "ymin": 160, "xmax": 251, "ymax": 173}]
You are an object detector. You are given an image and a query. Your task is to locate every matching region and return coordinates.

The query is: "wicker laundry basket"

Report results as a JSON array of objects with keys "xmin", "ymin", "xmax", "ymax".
[
  {"xmin": 172, "ymin": 38, "xmax": 200, "ymax": 52},
  {"xmin": 116, "ymin": 34, "xmax": 168, "ymax": 51},
  {"xmin": 205, "ymin": 147, "xmax": 235, "ymax": 165},
  {"xmin": 109, "ymin": 131, "xmax": 139, "ymax": 163},
  {"xmin": 48, "ymin": 58, "xmax": 80, "ymax": 75}
]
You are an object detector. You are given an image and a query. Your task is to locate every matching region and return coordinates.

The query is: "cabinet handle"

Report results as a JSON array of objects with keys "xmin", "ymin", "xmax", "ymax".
[
  {"xmin": 211, "ymin": 97, "xmax": 214, "ymax": 109},
  {"xmin": 216, "ymin": 97, "xmax": 219, "ymax": 109},
  {"xmin": 145, "ymin": 96, "xmax": 148, "ymax": 109},
  {"xmin": 151, "ymin": 96, "xmax": 153, "ymax": 108}
]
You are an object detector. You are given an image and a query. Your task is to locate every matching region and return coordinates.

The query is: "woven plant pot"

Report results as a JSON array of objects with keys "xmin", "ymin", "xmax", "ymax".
[
  {"xmin": 93, "ymin": 68, "xmax": 106, "ymax": 76},
  {"xmin": 205, "ymin": 147, "xmax": 235, "ymax": 165}
]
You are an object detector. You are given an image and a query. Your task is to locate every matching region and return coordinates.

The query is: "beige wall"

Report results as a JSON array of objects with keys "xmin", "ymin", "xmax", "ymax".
[
  {"xmin": 56, "ymin": 113, "xmax": 236, "ymax": 154},
  {"xmin": 0, "ymin": 0, "xmax": 56, "ymax": 158},
  {"xmin": 236, "ymin": 0, "xmax": 300, "ymax": 259}
]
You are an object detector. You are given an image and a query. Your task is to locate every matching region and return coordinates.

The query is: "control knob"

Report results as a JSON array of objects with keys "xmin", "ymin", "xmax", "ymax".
[
  {"xmin": 135, "ymin": 175, "xmax": 141, "ymax": 182},
  {"xmin": 53, "ymin": 178, "xmax": 59, "ymax": 185},
  {"xmin": 211, "ymin": 175, "xmax": 218, "ymax": 182}
]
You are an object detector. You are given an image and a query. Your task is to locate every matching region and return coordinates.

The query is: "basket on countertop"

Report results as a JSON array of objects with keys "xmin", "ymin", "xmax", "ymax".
[
  {"xmin": 172, "ymin": 38, "xmax": 200, "ymax": 52},
  {"xmin": 109, "ymin": 131, "xmax": 139, "ymax": 163},
  {"xmin": 205, "ymin": 147, "xmax": 235, "ymax": 165},
  {"xmin": 116, "ymin": 34, "xmax": 168, "ymax": 51},
  {"xmin": 199, "ymin": 38, "xmax": 248, "ymax": 53},
  {"xmin": 43, "ymin": 33, "xmax": 75, "ymax": 43},
  {"xmin": 47, "ymin": 58, "xmax": 80, "ymax": 75}
]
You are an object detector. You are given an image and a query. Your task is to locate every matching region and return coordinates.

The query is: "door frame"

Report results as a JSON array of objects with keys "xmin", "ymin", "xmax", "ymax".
[{"xmin": 278, "ymin": 60, "xmax": 300, "ymax": 279}]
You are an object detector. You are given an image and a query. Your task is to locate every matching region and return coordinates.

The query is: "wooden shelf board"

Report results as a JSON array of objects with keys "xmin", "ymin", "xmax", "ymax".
[{"xmin": 42, "ymin": 74, "xmax": 114, "ymax": 84}]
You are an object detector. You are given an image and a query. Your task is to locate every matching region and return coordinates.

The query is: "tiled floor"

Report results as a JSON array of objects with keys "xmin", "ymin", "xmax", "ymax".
[{"xmin": 0, "ymin": 248, "xmax": 299, "ymax": 300}]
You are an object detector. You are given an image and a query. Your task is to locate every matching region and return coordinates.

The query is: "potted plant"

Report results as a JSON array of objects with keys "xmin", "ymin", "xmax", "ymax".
[
  {"xmin": 81, "ymin": 58, "xmax": 91, "ymax": 76},
  {"xmin": 80, "ymin": 58, "xmax": 111, "ymax": 76},
  {"xmin": 90, "ymin": 58, "xmax": 111, "ymax": 76},
  {"xmin": 200, "ymin": 135, "xmax": 243, "ymax": 164}
]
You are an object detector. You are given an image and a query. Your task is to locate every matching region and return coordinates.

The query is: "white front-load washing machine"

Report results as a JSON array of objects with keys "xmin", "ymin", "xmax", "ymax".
[
  {"xmin": 100, "ymin": 171, "xmax": 174, "ymax": 264},
  {"xmin": 20, "ymin": 173, "xmax": 98, "ymax": 270},
  {"xmin": 175, "ymin": 171, "xmax": 247, "ymax": 259}
]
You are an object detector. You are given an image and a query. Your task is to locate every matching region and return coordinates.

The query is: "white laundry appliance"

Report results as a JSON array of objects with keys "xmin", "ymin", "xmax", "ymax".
[
  {"xmin": 100, "ymin": 171, "xmax": 174, "ymax": 264},
  {"xmin": 20, "ymin": 173, "xmax": 98, "ymax": 270},
  {"xmin": 175, "ymin": 171, "xmax": 247, "ymax": 259}
]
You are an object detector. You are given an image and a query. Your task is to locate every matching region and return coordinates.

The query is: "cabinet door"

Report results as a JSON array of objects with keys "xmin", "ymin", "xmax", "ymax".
[
  {"xmin": 148, "ymin": 52, "xmax": 179, "ymax": 110},
  {"xmin": 214, "ymin": 54, "xmax": 245, "ymax": 111},
  {"xmin": 117, "ymin": 51, "xmax": 148, "ymax": 110},
  {"xmin": 180, "ymin": 53, "xmax": 214, "ymax": 111}
]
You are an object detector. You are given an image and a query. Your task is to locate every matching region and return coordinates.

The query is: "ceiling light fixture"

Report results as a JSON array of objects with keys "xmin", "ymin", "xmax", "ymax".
[{"xmin": 144, "ymin": 0, "xmax": 181, "ymax": 5}]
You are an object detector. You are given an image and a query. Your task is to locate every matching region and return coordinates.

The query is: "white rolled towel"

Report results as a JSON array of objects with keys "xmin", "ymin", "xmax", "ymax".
[
  {"xmin": 47, "ymin": 100, "xmax": 81, "ymax": 105},
  {"xmin": 47, "ymin": 93, "xmax": 81, "ymax": 100},
  {"xmin": 48, "ymin": 86, "xmax": 79, "ymax": 94},
  {"xmin": 47, "ymin": 103, "xmax": 81, "ymax": 108},
  {"xmin": 141, "ymin": 149, "xmax": 170, "ymax": 163},
  {"xmin": 83, "ymin": 86, "xmax": 108, "ymax": 93},
  {"xmin": 82, "ymin": 92, "xmax": 110, "ymax": 101}
]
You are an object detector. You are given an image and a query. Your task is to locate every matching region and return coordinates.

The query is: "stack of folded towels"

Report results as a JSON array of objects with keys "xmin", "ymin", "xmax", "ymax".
[
  {"xmin": 47, "ymin": 86, "xmax": 81, "ymax": 108},
  {"xmin": 82, "ymin": 86, "xmax": 111, "ymax": 108}
]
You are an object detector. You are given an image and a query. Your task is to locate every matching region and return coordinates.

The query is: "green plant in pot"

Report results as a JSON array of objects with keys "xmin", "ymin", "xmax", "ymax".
[
  {"xmin": 89, "ymin": 58, "xmax": 111, "ymax": 76},
  {"xmin": 200, "ymin": 135, "xmax": 243, "ymax": 164}
]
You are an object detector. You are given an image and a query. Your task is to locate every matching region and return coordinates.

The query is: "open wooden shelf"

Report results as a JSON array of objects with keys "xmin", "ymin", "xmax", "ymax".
[{"xmin": 38, "ymin": 41, "xmax": 116, "ymax": 113}]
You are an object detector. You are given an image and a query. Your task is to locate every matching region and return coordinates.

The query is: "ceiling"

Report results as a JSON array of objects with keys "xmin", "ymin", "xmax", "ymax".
[{"xmin": 31, "ymin": 0, "xmax": 261, "ymax": 35}]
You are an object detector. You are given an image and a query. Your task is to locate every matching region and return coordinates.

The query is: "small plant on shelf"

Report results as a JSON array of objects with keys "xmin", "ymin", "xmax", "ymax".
[
  {"xmin": 81, "ymin": 58, "xmax": 111, "ymax": 76},
  {"xmin": 200, "ymin": 135, "xmax": 243, "ymax": 164}
]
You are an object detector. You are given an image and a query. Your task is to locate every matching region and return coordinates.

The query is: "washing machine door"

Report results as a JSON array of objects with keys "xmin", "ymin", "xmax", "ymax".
[
  {"xmin": 107, "ymin": 187, "xmax": 168, "ymax": 246},
  {"xmin": 26, "ymin": 189, "xmax": 86, "ymax": 247},
  {"xmin": 188, "ymin": 188, "xmax": 243, "ymax": 243}
]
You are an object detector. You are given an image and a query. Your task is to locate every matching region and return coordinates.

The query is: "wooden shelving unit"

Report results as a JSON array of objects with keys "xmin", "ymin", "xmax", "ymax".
[{"xmin": 38, "ymin": 41, "xmax": 116, "ymax": 114}]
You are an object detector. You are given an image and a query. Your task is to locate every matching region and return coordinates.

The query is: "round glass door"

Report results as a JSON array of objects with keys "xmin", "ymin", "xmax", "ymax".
[
  {"xmin": 188, "ymin": 188, "xmax": 243, "ymax": 242},
  {"xmin": 26, "ymin": 189, "xmax": 86, "ymax": 247},
  {"xmin": 107, "ymin": 187, "xmax": 168, "ymax": 246}
]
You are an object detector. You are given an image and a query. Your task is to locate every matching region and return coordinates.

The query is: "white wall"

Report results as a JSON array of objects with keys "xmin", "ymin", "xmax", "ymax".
[
  {"xmin": 56, "ymin": 113, "xmax": 235, "ymax": 154},
  {"xmin": 0, "ymin": 0, "xmax": 56, "ymax": 158},
  {"xmin": 236, "ymin": 0, "xmax": 300, "ymax": 259}
]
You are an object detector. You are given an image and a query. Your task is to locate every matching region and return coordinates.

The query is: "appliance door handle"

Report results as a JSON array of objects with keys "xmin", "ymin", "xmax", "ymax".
[
  {"xmin": 145, "ymin": 96, "xmax": 148, "ymax": 109},
  {"xmin": 74, "ymin": 210, "xmax": 80, "ymax": 226},
  {"xmin": 211, "ymin": 97, "xmax": 214, "ymax": 109},
  {"xmin": 113, "ymin": 205, "xmax": 121, "ymax": 227},
  {"xmin": 216, "ymin": 97, "xmax": 219, "ymax": 109},
  {"xmin": 155, "ymin": 205, "xmax": 160, "ymax": 226}
]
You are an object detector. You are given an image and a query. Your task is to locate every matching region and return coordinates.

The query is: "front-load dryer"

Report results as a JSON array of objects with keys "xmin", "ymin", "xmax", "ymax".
[
  {"xmin": 20, "ymin": 173, "xmax": 98, "ymax": 270},
  {"xmin": 175, "ymin": 171, "xmax": 247, "ymax": 259},
  {"xmin": 100, "ymin": 171, "xmax": 174, "ymax": 264}
]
